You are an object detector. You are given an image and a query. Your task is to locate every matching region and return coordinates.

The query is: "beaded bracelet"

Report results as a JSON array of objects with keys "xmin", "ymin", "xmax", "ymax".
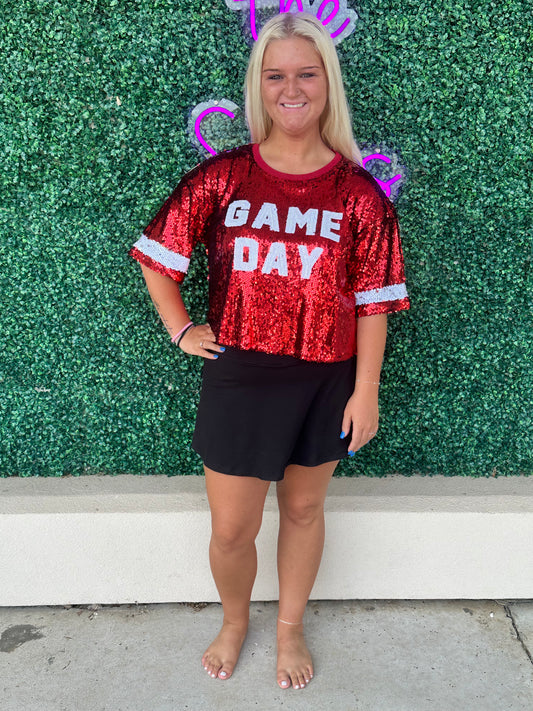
[{"xmin": 171, "ymin": 321, "xmax": 193, "ymax": 344}]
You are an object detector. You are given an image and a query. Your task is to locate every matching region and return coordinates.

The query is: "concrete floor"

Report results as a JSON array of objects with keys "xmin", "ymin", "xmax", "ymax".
[{"xmin": 1, "ymin": 600, "xmax": 532, "ymax": 711}]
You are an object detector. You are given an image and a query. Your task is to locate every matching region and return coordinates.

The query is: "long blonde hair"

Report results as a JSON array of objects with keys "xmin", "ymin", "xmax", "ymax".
[{"xmin": 245, "ymin": 12, "xmax": 362, "ymax": 165}]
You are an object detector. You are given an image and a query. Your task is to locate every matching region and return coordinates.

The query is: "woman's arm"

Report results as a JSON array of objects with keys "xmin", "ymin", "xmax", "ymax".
[
  {"xmin": 140, "ymin": 264, "xmax": 223, "ymax": 359},
  {"xmin": 341, "ymin": 313, "xmax": 388, "ymax": 453}
]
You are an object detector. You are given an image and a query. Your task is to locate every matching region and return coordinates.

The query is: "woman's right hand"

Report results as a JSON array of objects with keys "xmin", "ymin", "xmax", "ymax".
[{"xmin": 178, "ymin": 323, "xmax": 225, "ymax": 360}]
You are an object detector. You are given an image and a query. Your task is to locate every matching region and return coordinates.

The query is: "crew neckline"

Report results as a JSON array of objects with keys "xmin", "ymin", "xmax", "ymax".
[{"xmin": 252, "ymin": 143, "xmax": 341, "ymax": 181}]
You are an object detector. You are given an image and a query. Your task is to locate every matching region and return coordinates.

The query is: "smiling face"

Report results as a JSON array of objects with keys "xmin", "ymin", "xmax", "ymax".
[{"xmin": 260, "ymin": 36, "xmax": 328, "ymax": 141}]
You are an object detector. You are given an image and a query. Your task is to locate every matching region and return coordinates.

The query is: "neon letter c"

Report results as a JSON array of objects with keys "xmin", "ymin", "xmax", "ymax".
[{"xmin": 194, "ymin": 106, "xmax": 236, "ymax": 156}]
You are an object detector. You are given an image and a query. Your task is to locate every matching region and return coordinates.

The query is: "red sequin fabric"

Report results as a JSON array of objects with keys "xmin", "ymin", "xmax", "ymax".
[{"xmin": 130, "ymin": 144, "xmax": 409, "ymax": 362}]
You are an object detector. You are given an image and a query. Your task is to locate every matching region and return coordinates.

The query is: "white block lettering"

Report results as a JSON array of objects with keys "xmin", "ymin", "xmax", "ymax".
[
  {"xmin": 233, "ymin": 236, "xmax": 259, "ymax": 271},
  {"xmin": 262, "ymin": 242, "xmax": 288, "ymax": 276},
  {"xmin": 225, "ymin": 200, "xmax": 251, "ymax": 227},
  {"xmin": 320, "ymin": 210, "xmax": 343, "ymax": 242},
  {"xmin": 285, "ymin": 207, "xmax": 319, "ymax": 235},
  {"xmin": 251, "ymin": 202, "xmax": 280, "ymax": 232},
  {"xmin": 298, "ymin": 245, "xmax": 323, "ymax": 279}
]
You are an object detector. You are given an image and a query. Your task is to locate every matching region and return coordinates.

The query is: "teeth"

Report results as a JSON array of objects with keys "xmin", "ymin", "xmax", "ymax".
[{"xmin": 282, "ymin": 103, "xmax": 305, "ymax": 108}]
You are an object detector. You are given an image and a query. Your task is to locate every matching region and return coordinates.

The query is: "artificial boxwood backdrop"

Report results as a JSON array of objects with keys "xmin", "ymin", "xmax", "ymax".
[{"xmin": 0, "ymin": 0, "xmax": 531, "ymax": 477}]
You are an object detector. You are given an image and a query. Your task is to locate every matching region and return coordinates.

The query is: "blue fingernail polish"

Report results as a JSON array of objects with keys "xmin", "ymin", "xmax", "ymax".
[
  {"xmin": 340, "ymin": 431, "xmax": 346, "ymax": 439},
  {"xmin": 220, "ymin": 347, "xmax": 226, "ymax": 352},
  {"xmin": 348, "ymin": 450, "xmax": 355, "ymax": 457},
  {"xmin": 214, "ymin": 355, "xmax": 219, "ymax": 359}
]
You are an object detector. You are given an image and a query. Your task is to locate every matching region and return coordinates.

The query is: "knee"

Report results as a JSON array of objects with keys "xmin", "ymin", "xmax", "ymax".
[
  {"xmin": 211, "ymin": 518, "xmax": 261, "ymax": 554},
  {"xmin": 279, "ymin": 496, "xmax": 323, "ymax": 528}
]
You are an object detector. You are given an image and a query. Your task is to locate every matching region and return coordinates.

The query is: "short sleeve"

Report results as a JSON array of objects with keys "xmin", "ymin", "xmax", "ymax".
[
  {"xmin": 348, "ymin": 182, "xmax": 410, "ymax": 317},
  {"xmin": 129, "ymin": 162, "xmax": 214, "ymax": 283}
]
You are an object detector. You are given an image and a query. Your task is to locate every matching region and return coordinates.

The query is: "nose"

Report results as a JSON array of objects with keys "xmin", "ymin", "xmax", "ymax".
[{"xmin": 284, "ymin": 77, "xmax": 300, "ymax": 98}]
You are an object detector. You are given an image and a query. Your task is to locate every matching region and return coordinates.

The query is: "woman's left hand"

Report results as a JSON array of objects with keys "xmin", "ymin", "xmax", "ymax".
[{"xmin": 340, "ymin": 388, "xmax": 379, "ymax": 455}]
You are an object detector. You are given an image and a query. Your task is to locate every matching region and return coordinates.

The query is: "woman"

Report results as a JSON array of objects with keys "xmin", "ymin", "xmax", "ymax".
[{"xmin": 130, "ymin": 12, "xmax": 409, "ymax": 691}]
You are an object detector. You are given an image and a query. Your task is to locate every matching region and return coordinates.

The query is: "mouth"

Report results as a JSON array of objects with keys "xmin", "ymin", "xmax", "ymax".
[{"xmin": 281, "ymin": 102, "xmax": 306, "ymax": 108}]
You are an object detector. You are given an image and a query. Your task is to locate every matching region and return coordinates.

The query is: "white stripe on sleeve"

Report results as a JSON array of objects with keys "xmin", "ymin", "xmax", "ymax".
[
  {"xmin": 354, "ymin": 283, "xmax": 408, "ymax": 306},
  {"xmin": 132, "ymin": 234, "xmax": 190, "ymax": 273}
]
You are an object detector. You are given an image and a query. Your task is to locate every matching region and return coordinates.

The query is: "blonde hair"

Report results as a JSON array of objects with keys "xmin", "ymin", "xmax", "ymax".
[{"xmin": 245, "ymin": 12, "xmax": 362, "ymax": 165}]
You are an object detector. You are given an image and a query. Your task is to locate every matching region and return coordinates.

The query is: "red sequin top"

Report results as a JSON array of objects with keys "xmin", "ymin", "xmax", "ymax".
[{"xmin": 130, "ymin": 144, "xmax": 409, "ymax": 362}]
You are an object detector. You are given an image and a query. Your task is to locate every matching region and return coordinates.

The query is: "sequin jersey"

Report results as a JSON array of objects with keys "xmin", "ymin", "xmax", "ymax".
[{"xmin": 130, "ymin": 144, "xmax": 409, "ymax": 362}]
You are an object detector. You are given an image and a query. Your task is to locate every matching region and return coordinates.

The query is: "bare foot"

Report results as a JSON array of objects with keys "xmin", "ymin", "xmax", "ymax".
[
  {"xmin": 202, "ymin": 619, "xmax": 248, "ymax": 680},
  {"xmin": 276, "ymin": 620, "xmax": 314, "ymax": 690}
]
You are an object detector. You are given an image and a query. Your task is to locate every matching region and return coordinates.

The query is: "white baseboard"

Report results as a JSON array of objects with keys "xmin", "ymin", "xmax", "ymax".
[{"xmin": 1, "ymin": 474, "xmax": 532, "ymax": 605}]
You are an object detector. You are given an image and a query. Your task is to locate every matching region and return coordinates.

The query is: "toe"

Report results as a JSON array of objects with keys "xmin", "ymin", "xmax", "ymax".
[
  {"xmin": 293, "ymin": 671, "xmax": 305, "ymax": 690},
  {"xmin": 202, "ymin": 656, "xmax": 219, "ymax": 679},
  {"xmin": 278, "ymin": 675, "xmax": 290, "ymax": 690},
  {"xmin": 218, "ymin": 665, "xmax": 232, "ymax": 680}
]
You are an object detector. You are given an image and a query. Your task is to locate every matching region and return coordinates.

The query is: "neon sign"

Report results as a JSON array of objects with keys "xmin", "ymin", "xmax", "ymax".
[
  {"xmin": 362, "ymin": 154, "xmax": 403, "ymax": 199},
  {"xmin": 193, "ymin": 104, "xmax": 237, "ymax": 156},
  {"xmin": 189, "ymin": 100, "xmax": 241, "ymax": 156},
  {"xmin": 187, "ymin": 3, "xmax": 405, "ymax": 201},
  {"xmin": 226, "ymin": 0, "xmax": 359, "ymax": 44},
  {"xmin": 189, "ymin": 103, "xmax": 404, "ymax": 200}
]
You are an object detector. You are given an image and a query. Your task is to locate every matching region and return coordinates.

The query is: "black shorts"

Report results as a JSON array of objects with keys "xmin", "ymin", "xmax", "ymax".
[{"xmin": 192, "ymin": 347, "xmax": 356, "ymax": 481}]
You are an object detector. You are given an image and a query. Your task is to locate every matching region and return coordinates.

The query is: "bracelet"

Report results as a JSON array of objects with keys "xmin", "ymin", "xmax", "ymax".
[
  {"xmin": 171, "ymin": 321, "xmax": 193, "ymax": 344},
  {"xmin": 356, "ymin": 379, "xmax": 380, "ymax": 385},
  {"xmin": 175, "ymin": 323, "xmax": 195, "ymax": 347}
]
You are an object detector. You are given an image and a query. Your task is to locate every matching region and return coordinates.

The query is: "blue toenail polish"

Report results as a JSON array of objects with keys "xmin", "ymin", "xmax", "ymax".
[{"xmin": 340, "ymin": 431, "xmax": 346, "ymax": 439}]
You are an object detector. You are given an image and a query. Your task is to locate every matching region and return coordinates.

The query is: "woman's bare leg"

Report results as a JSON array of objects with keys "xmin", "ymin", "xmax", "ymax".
[
  {"xmin": 275, "ymin": 460, "xmax": 338, "ymax": 690},
  {"xmin": 202, "ymin": 466, "xmax": 271, "ymax": 680}
]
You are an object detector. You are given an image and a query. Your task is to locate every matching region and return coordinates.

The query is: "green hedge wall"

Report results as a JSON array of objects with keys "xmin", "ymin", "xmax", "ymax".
[{"xmin": 1, "ymin": 0, "xmax": 531, "ymax": 477}]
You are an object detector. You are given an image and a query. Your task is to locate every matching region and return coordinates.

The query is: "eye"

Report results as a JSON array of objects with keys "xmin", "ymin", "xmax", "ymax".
[
  {"xmin": 300, "ymin": 73, "xmax": 316, "ymax": 78},
  {"xmin": 266, "ymin": 74, "xmax": 282, "ymax": 81}
]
